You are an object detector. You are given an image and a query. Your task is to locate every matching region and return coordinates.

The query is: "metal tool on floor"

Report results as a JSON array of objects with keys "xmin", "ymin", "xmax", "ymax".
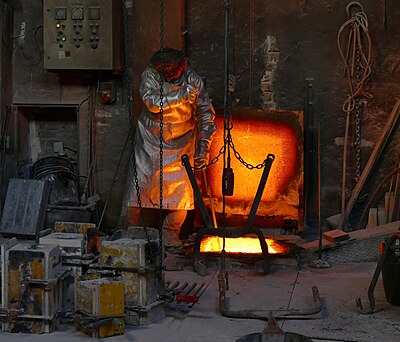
[
  {"xmin": 355, "ymin": 232, "xmax": 400, "ymax": 314},
  {"xmin": 181, "ymin": 153, "xmax": 275, "ymax": 276},
  {"xmin": 163, "ymin": 280, "xmax": 208, "ymax": 312},
  {"xmin": 236, "ymin": 313, "xmax": 312, "ymax": 342},
  {"xmin": 73, "ymin": 311, "xmax": 125, "ymax": 338},
  {"xmin": 219, "ymin": 284, "xmax": 322, "ymax": 320}
]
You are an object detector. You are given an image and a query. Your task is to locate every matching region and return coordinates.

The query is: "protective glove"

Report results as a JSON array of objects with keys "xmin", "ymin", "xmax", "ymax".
[
  {"xmin": 194, "ymin": 140, "xmax": 210, "ymax": 170},
  {"xmin": 194, "ymin": 156, "xmax": 208, "ymax": 170}
]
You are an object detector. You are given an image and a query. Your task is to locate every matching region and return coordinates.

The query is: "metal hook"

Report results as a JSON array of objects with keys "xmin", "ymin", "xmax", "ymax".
[{"xmin": 355, "ymin": 233, "xmax": 400, "ymax": 314}]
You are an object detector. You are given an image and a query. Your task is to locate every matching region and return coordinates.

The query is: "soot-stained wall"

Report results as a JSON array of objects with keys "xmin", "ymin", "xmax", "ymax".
[
  {"xmin": 186, "ymin": 0, "xmax": 400, "ymax": 233},
  {"xmin": 3, "ymin": 0, "xmax": 400, "ymax": 235}
]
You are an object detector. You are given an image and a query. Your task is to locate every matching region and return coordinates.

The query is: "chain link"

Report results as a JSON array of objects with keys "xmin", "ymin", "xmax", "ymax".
[
  {"xmin": 229, "ymin": 138, "xmax": 266, "ymax": 169},
  {"xmin": 193, "ymin": 144, "xmax": 225, "ymax": 171},
  {"xmin": 354, "ymin": 49, "xmax": 362, "ymax": 182},
  {"xmin": 354, "ymin": 101, "xmax": 362, "ymax": 181},
  {"xmin": 122, "ymin": 1, "xmax": 152, "ymax": 258},
  {"xmin": 159, "ymin": 83, "xmax": 164, "ymax": 214},
  {"xmin": 157, "ymin": 0, "xmax": 165, "ymax": 283},
  {"xmin": 159, "ymin": 0, "xmax": 164, "ymax": 51},
  {"xmin": 194, "ymin": 125, "xmax": 266, "ymax": 172}
]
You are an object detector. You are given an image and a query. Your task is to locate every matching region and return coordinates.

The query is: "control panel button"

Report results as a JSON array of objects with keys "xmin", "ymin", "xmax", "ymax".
[
  {"xmin": 71, "ymin": 7, "xmax": 84, "ymax": 20},
  {"xmin": 55, "ymin": 7, "xmax": 67, "ymax": 20}
]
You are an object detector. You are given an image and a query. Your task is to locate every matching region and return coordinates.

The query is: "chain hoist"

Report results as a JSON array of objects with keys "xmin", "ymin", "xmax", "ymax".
[{"xmin": 192, "ymin": 0, "xmax": 265, "ymax": 177}]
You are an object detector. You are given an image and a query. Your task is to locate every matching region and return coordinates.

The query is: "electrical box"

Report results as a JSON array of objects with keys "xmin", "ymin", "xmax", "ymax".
[{"xmin": 43, "ymin": 0, "xmax": 114, "ymax": 70}]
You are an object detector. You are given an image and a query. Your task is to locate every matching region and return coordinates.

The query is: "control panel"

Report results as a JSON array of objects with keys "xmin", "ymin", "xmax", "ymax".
[{"xmin": 43, "ymin": 0, "xmax": 114, "ymax": 70}]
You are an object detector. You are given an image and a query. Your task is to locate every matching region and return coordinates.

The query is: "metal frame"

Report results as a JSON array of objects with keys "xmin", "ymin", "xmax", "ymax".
[{"xmin": 181, "ymin": 153, "xmax": 275, "ymax": 276}]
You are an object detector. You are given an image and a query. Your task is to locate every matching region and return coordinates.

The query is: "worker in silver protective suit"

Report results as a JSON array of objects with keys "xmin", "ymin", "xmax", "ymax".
[{"xmin": 123, "ymin": 48, "xmax": 216, "ymax": 251}]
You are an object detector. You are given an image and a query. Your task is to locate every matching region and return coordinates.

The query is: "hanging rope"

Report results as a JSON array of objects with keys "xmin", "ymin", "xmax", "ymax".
[
  {"xmin": 337, "ymin": 2, "xmax": 372, "ymax": 223},
  {"xmin": 337, "ymin": 2, "xmax": 372, "ymax": 105}
]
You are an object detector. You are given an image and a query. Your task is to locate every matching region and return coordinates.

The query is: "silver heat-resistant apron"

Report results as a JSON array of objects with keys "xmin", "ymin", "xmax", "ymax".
[{"xmin": 125, "ymin": 66, "xmax": 216, "ymax": 210}]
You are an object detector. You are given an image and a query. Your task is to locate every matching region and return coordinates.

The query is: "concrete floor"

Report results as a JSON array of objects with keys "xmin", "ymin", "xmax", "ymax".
[{"xmin": 1, "ymin": 260, "xmax": 399, "ymax": 342}]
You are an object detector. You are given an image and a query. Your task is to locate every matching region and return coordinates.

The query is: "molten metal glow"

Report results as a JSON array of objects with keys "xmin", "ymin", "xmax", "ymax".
[
  {"xmin": 207, "ymin": 117, "xmax": 298, "ymax": 202},
  {"xmin": 200, "ymin": 236, "xmax": 291, "ymax": 255}
]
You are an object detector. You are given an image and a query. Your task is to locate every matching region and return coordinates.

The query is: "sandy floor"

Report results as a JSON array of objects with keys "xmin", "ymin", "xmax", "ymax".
[{"xmin": 1, "ymin": 261, "xmax": 399, "ymax": 342}]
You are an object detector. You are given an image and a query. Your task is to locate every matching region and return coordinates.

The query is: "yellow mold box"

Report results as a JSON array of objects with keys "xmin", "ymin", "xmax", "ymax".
[{"xmin": 75, "ymin": 277, "xmax": 125, "ymax": 338}]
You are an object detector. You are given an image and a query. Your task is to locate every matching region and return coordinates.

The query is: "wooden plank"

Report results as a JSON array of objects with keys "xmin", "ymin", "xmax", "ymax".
[
  {"xmin": 340, "ymin": 99, "xmax": 400, "ymax": 228},
  {"xmin": 323, "ymin": 229, "xmax": 349, "ymax": 243},
  {"xmin": 385, "ymin": 191, "xmax": 394, "ymax": 224},
  {"xmin": 366, "ymin": 208, "xmax": 378, "ymax": 229},
  {"xmin": 390, "ymin": 167, "xmax": 400, "ymax": 222}
]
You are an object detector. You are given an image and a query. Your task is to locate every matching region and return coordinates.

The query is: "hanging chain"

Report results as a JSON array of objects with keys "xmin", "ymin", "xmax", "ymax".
[
  {"xmin": 157, "ymin": 0, "xmax": 165, "ymax": 281},
  {"xmin": 122, "ymin": 1, "xmax": 152, "ymax": 257},
  {"xmin": 159, "ymin": 0, "xmax": 165, "ymax": 50},
  {"xmin": 159, "ymin": 0, "xmax": 165, "ymax": 217},
  {"xmin": 354, "ymin": 101, "xmax": 362, "ymax": 181},
  {"xmin": 159, "ymin": 85, "xmax": 164, "ymax": 216},
  {"xmin": 229, "ymin": 138, "xmax": 266, "ymax": 169},
  {"xmin": 194, "ymin": 144, "xmax": 225, "ymax": 171},
  {"xmin": 337, "ymin": 4, "xmax": 371, "ymax": 221},
  {"xmin": 122, "ymin": 0, "xmax": 143, "ymax": 211},
  {"xmin": 193, "ymin": 126, "xmax": 266, "ymax": 172},
  {"xmin": 354, "ymin": 50, "xmax": 362, "ymax": 182}
]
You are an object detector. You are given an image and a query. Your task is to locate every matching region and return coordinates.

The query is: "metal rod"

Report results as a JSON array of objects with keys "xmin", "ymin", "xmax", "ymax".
[
  {"xmin": 317, "ymin": 124, "xmax": 322, "ymax": 259},
  {"xmin": 165, "ymin": 281, "xmax": 179, "ymax": 292},
  {"xmin": 192, "ymin": 226, "xmax": 270, "ymax": 276},
  {"xmin": 356, "ymin": 233, "xmax": 400, "ymax": 314},
  {"xmin": 185, "ymin": 154, "xmax": 274, "ymax": 276},
  {"xmin": 181, "ymin": 154, "xmax": 213, "ymax": 229},
  {"xmin": 245, "ymin": 154, "xmax": 275, "ymax": 229},
  {"xmin": 203, "ymin": 170, "xmax": 218, "ymax": 229},
  {"xmin": 176, "ymin": 282, "xmax": 189, "ymax": 294},
  {"xmin": 183, "ymin": 283, "xmax": 197, "ymax": 296},
  {"xmin": 192, "ymin": 283, "xmax": 205, "ymax": 296},
  {"xmin": 219, "ymin": 286, "xmax": 322, "ymax": 320},
  {"xmin": 188, "ymin": 283, "xmax": 208, "ymax": 308},
  {"xmin": 340, "ymin": 105, "xmax": 351, "ymax": 229},
  {"xmin": 383, "ymin": 0, "xmax": 387, "ymax": 32}
]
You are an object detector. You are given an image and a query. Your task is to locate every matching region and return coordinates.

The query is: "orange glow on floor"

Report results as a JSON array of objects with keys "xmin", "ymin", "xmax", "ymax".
[
  {"xmin": 207, "ymin": 117, "xmax": 298, "ymax": 202},
  {"xmin": 200, "ymin": 236, "xmax": 291, "ymax": 255}
]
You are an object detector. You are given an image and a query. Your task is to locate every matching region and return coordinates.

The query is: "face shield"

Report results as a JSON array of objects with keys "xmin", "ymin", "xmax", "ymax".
[{"xmin": 154, "ymin": 57, "xmax": 188, "ymax": 82}]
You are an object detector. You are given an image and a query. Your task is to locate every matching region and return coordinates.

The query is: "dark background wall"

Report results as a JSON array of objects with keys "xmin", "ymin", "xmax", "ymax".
[
  {"xmin": 1, "ymin": 0, "xmax": 400, "ymax": 236},
  {"xmin": 186, "ymin": 0, "xmax": 400, "ymax": 234}
]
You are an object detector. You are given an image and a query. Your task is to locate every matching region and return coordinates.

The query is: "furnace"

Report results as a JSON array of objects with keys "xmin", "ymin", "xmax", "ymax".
[
  {"xmin": 196, "ymin": 109, "xmax": 304, "ymax": 257},
  {"xmin": 207, "ymin": 109, "xmax": 304, "ymax": 231}
]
